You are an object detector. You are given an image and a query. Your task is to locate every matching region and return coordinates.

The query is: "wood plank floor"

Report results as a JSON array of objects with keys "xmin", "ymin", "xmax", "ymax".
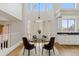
[
  {"xmin": 8, "ymin": 44, "xmax": 23, "ymax": 56},
  {"xmin": 8, "ymin": 42, "xmax": 79, "ymax": 56},
  {"xmin": 55, "ymin": 43, "xmax": 79, "ymax": 56}
]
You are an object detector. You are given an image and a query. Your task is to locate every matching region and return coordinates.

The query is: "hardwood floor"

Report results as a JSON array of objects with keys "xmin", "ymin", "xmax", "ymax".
[
  {"xmin": 8, "ymin": 44, "xmax": 23, "ymax": 56},
  {"xmin": 8, "ymin": 42, "xmax": 79, "ymax": 56},
  {"xmin": 55, "ymin": 43, "xmax": 79, "ymax": 56}
]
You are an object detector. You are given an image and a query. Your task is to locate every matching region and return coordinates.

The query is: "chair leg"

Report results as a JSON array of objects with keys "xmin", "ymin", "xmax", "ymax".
[
  {"xmin": 23, "ymin": 48, "xmax": 25, "ymax": 55},
  {"xmin": 35, "ymin": 47, "xmax": 36, "ymax": 54},
  {"xmin": 28, "ymin": 50, "xmax": 30, "ymax": 56},
  {"xmin": 42, "ymin": 48, "xmax": 43, "ymax": 55},
  {"xmin": 53, "ymin": 48, "xmax": 55, "ymax": 55},
  {"xmin": 49, "ymin": 50, "xmax": 50, "ymax": 56}
]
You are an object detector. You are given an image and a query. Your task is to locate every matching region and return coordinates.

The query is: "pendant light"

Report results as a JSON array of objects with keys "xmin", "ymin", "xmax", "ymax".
[
  {"xmin": 36, "ymin": 3, "xmax": 43, "ymax": 22},
  {"xmin": 38, "ymin": 3, "xmax": 40, "ymax": 19}
]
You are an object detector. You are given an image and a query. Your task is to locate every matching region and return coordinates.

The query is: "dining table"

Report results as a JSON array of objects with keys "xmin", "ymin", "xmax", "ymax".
[{"xmin": 30, "ymin": 38, "xmax": 48, "ymax": 56}]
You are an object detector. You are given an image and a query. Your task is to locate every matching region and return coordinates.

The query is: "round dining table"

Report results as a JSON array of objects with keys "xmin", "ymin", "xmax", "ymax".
[{"xmin": 30, "ymin": 38, "xmax": 48, "ymax": 56}]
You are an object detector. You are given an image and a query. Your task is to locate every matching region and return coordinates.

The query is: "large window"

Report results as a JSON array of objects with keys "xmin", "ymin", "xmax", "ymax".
[
  {"xmin": 61, "ymin": 19, "xmax": 75, "ymax": 32},
  {"xmin": 25, "ymin": 3, "xmax": 33, "ymax": 11},
  {"xmin": 62, "ymin": 20, "xmax": 68, "ymax": 31},
  {"xmin": 61, "ymin": 3, "xmax": 75, "ymax": 9},
  {"xmin": 47, "ymin": 3, "xmax": 53, "ymax": 10},
  {"xmin": 34, "ymin": 3, "xmax": 53, "ymax": 11},
  {"xmin": 34, "ymin": 3, "xmax": 46, "ymax": 11}
]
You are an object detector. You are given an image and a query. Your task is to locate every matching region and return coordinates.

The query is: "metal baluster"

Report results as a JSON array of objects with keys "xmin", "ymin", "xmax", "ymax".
[
  {"xmin": 4, "ymin": 40, "xmax": 5, "ymax": 48},
  {"xmin": 0, "ymin": 35, "xmax": 1, "ymax": 50},
  {"xmin": 6, "ymin": 40, "xmax": 8, "ymax": 48},
  {"xmin": 1, "ymin": 35, "xmax": 3, "ymax": 50}
]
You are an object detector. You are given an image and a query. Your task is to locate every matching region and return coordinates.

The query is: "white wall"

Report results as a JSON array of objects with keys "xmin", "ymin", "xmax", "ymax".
[{"xmin": 0, "ymin": 3, "xmax": 22, "ymax": 20}]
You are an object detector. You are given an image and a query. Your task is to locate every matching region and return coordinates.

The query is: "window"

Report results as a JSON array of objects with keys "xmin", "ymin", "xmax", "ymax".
[
  {"xmin": 25, "ymin": 3, "xmax": 32, "ymax": 11},
  {"xmin": 61, "ymin": 19, "xmax": 75, "ymax": 32},
  {"xmin": 34, "ymin": 3, "xmax": 46, "ymax": 11},
  {"xmin": 68, "ymin": 20, "xmax": 75, "ymax": 31},
  {"xmin": 28, "ymin": 4, "xmax": 32, "ymax": 11},
  {"xmin": 62, "ymin": 20, "xmax": 68, "ymax": 31},
  {"xmin": 61, "ymin": 3, "xmax": 75, "ymax": 9},
  {"xmin": 47, "ymin": 3, "xmax": 53, "ymax": 10},
  {"xmin": 34, "ymin": 3, "xmax": 39, "ymax": 11}
]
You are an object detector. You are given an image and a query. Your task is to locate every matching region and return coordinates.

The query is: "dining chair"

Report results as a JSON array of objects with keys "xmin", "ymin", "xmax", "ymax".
[
  {"xmin": 42, "ymin": 37, "xmax": 55, "ymax": 56},
  {"xmin": 22, "ymin": 37, "xmax": 36, "ymax": 56}
]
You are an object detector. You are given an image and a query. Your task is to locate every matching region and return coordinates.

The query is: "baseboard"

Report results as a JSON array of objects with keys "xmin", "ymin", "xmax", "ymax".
[{"xmin": 0, "ymin": 41, "xmax": 22, "ymax": 56}]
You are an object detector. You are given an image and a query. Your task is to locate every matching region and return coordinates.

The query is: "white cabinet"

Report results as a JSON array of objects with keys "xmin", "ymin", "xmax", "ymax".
[{"xmin": 57, "ymin": 35, "xmax": 79, "ymax": 45}]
